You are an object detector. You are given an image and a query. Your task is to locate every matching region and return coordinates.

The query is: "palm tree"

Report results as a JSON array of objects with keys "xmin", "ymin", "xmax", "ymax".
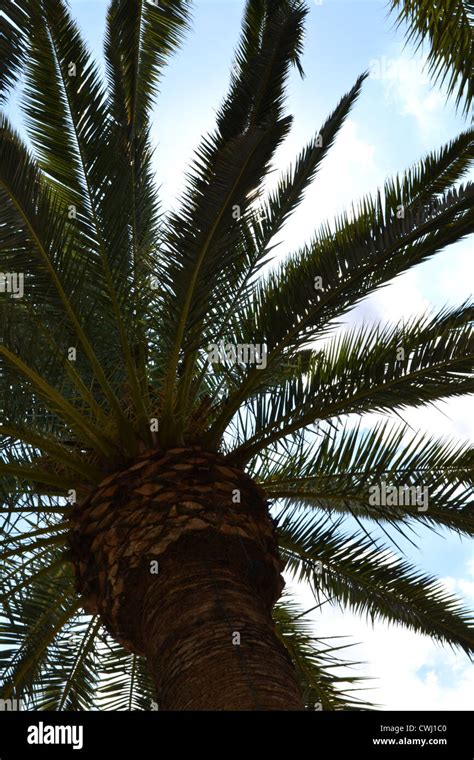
[{"xmin": 0, "ymin": 0, "xmax": 473, "ymax": 711}]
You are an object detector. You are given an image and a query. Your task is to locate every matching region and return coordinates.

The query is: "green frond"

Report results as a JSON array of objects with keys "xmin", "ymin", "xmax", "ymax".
[
  {"xmin": 256, "ymin": 419, "xmax": 474, "ymax": 536},
  {"xmin": 231, "ymin": 304, "xmax": 474, "ymax": 460},
  {"xmin": 206, "ymin": 164, "xmax": 473, "ymax": 442},
  {"xmin": 274, "ymin": 595, "xmax": 375, "ymax": 710},
  {"xmin": 0, "ymin": 425, "xmax": 102, "ymax": 482},
  {"xmin": 278, "ymin": 512, "xmax": 474, "ymax": 655},
  {"xmin": 218, "ymin": 0, "xmax": 307, "ymax": 137},
  {"xmin": 390, "ymin": 0, "xmax": 473, "ymax": 114},
  {"xmin": 104, "ymin": 0, "xmax": 190, "ymax": 135},
  {"xmin": 23, "ymin": 0, "xmax": 109, "ymax": 205},
  {"xmin": 1, "ymin": 346, "xmax": 119, "ymax": 459},
  {"xmin": 0, "ymin": 558, "xmax": 80, "ymax": 701},
  {"xmin": 92, "ymin": 641, "xmax": 155, "ymax": 711},
  {"xmin": 247, "ymin": 73, "xmax": 368, "ymax": 252},
  {"xmin": 182, "ymin": 73, "xmax": 368, "ymax": 422},
  {"xmin": 384, "ymin": 127, "xmax": 474, "ymax": 211},
  {"xmin": 0, "ymin": 0, "xmax": 31, "ymax": 104},
  {"xmin": 39, "ymin": 616, "xmax": 101, "ymax": 711},
  {"xmin": 19, "ymin": 1, "xmax": 155, "ymax": 436},
  {"xmin": 158, "ymin": 0, "xmax": 310, "ymax": 443},
  {"xmin": 103, "ymin": 0, "xmax": 189, "ymax": 405}
]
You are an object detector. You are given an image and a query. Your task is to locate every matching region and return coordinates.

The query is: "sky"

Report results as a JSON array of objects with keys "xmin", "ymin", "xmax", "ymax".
[{"xmin": 7, "ymin": 0, "xmax": 473, "ymax": 709}]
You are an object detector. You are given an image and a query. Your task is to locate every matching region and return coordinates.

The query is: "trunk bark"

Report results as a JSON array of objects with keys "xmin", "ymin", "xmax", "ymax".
[
  {"xmin": 68, "ymin": 446, "xmax": 305, "ymax": 710},
  {"xmin": 142, "ymin": 531, "xmax": 304, "ymax": 710}
]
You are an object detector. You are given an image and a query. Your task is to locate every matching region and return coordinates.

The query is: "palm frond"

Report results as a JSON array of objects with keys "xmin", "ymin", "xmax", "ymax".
[
  {"xmin": 256, "ymin": 419, "xmax": 474, "ymax": 536},
  {"xmin": 0, "ymin": 0, "xmax": 31, "ymax": 104},
  {"xmin": 231, "ymin": 304, "xmax": 474, "ymax": 460},
  {"xmin": 274, "ymin": 595, "xmax": 375, "ymax": 710},
  {"xmin": 158, "ymin": 0, "xmax": 308, "ymax": 443},
  {"xmin": 20, "ymin": 0, "xmax": 154, "ymax": 434},
  {"xmin": 93, "ymin": 640, "xmax": 155, "ymax": 711},
  {"xmin": 390, "ymin": 0, "xmax": 474, "ymax": 114},
  {"xmin": 206, "ymin": 149, "xmax": 473, "ymax": 442},
  {"xmin": 181, "ymin": 73, "xmax": 368, "ymax": 423},
  {"xmin": 0, "ymin": 555, "xmax": 80, "ymax": 701},
  {"xmin": 279, "ymin": 512, "xmax": 474, "ymax": 655},
  {"xmin": 104, "ymin": 0, "xmax": 190, "ymax": 135}
]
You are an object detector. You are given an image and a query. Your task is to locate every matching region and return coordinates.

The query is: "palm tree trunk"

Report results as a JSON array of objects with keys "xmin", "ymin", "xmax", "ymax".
[
  {"xmin": 69, "ymin": 447, "xmax": 304, "ymax": 710},
  {"xmin": 142, "ymin": 531, "xmax": 304, "ymax": 710}
]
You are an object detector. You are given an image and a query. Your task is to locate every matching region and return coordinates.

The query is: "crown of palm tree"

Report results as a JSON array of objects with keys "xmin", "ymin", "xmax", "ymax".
[{"xmin": 0, "ymin": 0, "xmax": 473, "ymax": 710}]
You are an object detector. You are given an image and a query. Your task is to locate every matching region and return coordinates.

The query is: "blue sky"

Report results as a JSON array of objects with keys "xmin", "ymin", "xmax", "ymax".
[{"xmin": 7, "ymin": 0, "xmax": 473, "ymax": 708}]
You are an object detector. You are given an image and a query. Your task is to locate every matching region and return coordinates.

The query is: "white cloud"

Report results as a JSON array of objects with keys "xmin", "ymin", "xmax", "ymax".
[
  {"xmin": 369, "ymin": 52, "xmax": 449, "ymax": 140},
  {"xmin": 441, "ymin": 567, "xmax": 474, "ymax": 605},
  {"xmin": 348, "ymin": 269, "xmax": 431, "ymax": 325},
  {"xmin": 266, "ymin": 118, "xmax": 384, "ymax": 259}
]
